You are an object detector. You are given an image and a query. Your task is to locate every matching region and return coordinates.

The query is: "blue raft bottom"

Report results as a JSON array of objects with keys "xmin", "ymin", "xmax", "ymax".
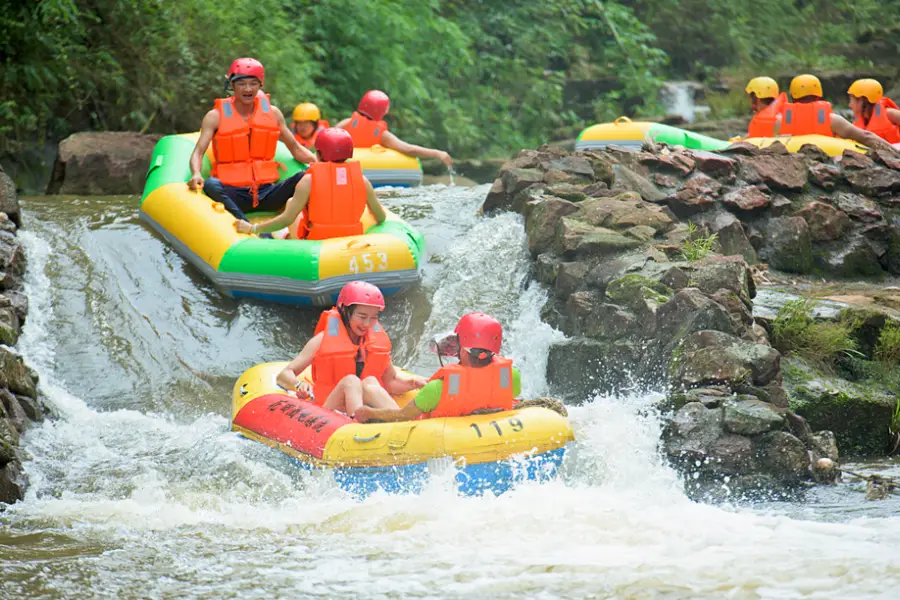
[{"xmin": 313, "ymin": 447, "xmax": 568, "ymax": 497}]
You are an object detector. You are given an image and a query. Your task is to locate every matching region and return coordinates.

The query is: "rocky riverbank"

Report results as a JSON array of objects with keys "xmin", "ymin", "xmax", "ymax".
[
  {"xmin": 483, "ymin": 139, "xmax": 900, "ymax": 498},
  {"xmin": 0, "ymin": 165, "xmax": 49, "ymax": 504}
]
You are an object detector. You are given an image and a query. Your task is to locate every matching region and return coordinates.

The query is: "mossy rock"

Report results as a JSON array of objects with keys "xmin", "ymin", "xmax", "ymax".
[
  {"xmin": 605, "ymin": 274, "xmax": 673, "ymax": 309},
  {"xmin": 784, "ymin": 358, "xmax": 897, "ymax": 456}
]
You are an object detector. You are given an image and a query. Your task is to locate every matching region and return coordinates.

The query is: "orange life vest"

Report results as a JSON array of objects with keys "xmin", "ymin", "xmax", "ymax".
[
  {"xmin": 212, "ymin": 94, "xmax": 282, "ymax": 205},
  {"xmin": 854, "ymin": 97, "xmax": 900, "ymax": 144},
  {"xmin": 748, "ymin": 92, "xmax": 786, "ymax": 138},
  {"xmin": 343, "ymin": 111, "xmax": 388, "ymax": 148},
  {"xmin": 294, "ymin": 161, "xmax": 367, "ymax": 241},
  {"xmin": 310, "ymin": 308, "xmax": 392, "ymax": 405},
  {"xmin": 292, "ymin": 119, "xmax": 330, "ymax": 149},
  {"xmin": 780, "ymin": 100, "xmax": 833, "ymax": 137},
  {"xmin": 424, "ymin": 357, "xmax": 515, "ymax": 419}
]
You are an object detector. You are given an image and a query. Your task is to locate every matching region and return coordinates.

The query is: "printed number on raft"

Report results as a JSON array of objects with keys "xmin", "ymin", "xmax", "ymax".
[
  {"xmin": 349, "ymin": 252, "xmax": 388, "ymax": 274},
  {"xmin": 469, "ymin": 418, "xmax": 525, "ymax": 438}
]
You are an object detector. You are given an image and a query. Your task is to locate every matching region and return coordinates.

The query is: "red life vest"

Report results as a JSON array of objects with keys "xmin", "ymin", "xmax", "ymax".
[
  {"xmin": 854, "ymin": 97, "xmax": 900, "ymax": 144},
  {"xmin": 343, "ymin": 111, "xmax": 388, "ymax": 148},
  {"xmin": 292, "ymin": 120, "xmax": 330, "ymax": 149},
  {"xmin": 212, "ymin": 94, "xmax": 282, "ymax": 205},
  {"xmin": 424, "ymin": 357, "xmax": 515, "ymax": 419},
  {"xmin": 780, "ymin": 100, "xmax": 834, "ymax": 137},
  {"xmin": 295, "ymin": 161, "xmax": 367, "ymax": 241},
  {"xmin": 748, "ymin": 92, "xmax": 786, "ymax": 138},
  {"xmin": 310, "ymin": 308, "xmax": 392, "ymax": 406}
]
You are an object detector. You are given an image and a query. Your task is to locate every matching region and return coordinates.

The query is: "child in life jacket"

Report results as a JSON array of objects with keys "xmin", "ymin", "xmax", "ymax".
[
  {"xmin": 275, "ymin": 281, "xmax": 427, "ymax": 418},
  {"xmin": 233, "ymin": 127, "xmax": 386, "ymax": 239},
  {"xmin": 355, "ymin": 313, "xmax": 521, "ymax": 423}
]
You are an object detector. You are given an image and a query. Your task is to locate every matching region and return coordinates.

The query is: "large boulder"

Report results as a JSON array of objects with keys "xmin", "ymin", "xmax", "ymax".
[
  {"xmin": 546, "ymin": 338, "xmax": 646, "ymax": 401},
  {"xmin": 741, "ymin": 154, "xmax": 808, "ymax": 192},
  {"xmin": 722, "ymin": 396, "xmax": 786, "ymax": 435},
  {"xmin": 46, "ymin": 132, "xmax": 163, "ymax": 195},
  {"xmin": 845, "ymin": 167, "xmax": 900, "ymax": 196},
  {"xmin": 672, "ymin": 330, "xmax": 781, "ymax": 388},
  {"xmin": 0, "ymin": 167, "xmax": 21, "ymax": 226},
  {"xmin": 765, "ymin": 216, "xmax": 813, "ymax": 273},
  {"xmin": 554, "ymin": 217, "xmax": 641, "ymax": 258},
  {"xmin": 785, "ymin": 358, "xmax": 896, "ymax": 456},
  {"xmin": 655, "ymin": 288, "xmax": 737, "ymax": 344},
  {"xmin": 754, "ymin": 431, "xmax": 811, "ymax": 483},
  {"xmin": 525, "ymin": 197, "xmax": 580, "ymax": 254},
  {"xmin": 819, "ymin": 236, "xmax": 883, "ymax": 278},
  {"xmin": 701, "ymin": 211, "xmax": 758, "ymax": 264},
  {"xmin": 796, "ymin": 202, "xmax": 851, "ymax": 241}
]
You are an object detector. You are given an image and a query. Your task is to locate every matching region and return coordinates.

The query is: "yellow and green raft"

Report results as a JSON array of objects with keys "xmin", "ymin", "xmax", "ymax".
[
  {"xmin": 140, "ymin": 133, "xmax": 425, "ymax": 305},
  {"xmin": 576, "ymin": 116, "xmax": 868, "ymax": 157}
]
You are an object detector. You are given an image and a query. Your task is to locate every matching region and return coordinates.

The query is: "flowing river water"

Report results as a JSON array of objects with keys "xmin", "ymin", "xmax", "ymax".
[{"xmin": 1, "ymin": 183, "xmax": 899, "ymax": 599}]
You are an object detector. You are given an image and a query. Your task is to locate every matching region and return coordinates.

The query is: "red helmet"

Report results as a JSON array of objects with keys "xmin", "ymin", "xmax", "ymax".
[
  {"xmin": 358, "ymin": 90, "xmax": 390, "ymax": 121},
  {"xmin": 315, "ymin": 128, "xmax": 354, "ymax": 162},
  {"xmin": 228, "ymin": 58, "xmax": 265, "ymax": 86},
  {"xmin": 455, "ymin": 313, "xmax": 502, "ymax": 354},
  {"xmin": 337, "ymin": 281, "xmax": 385, "ymax": 311}
]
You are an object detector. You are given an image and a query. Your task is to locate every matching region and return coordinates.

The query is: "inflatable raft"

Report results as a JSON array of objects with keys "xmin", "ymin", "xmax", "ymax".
[
  {"xmin": 141, "ymin": 133, "xmax": 425, "ymax": 305},
  {"xmin": 577, "ymin": 117, "xmax": 868, "ymax": 157},
  {"xmin": 576, "ymin": 117, "xmax": 731, "ymax": 152},
  {"xmin": 232, "ymin": 362, "xmax": 575, "ymax": 496},
  {"xmin": 353, "ymin": 145, "xmax": 423, "ymax": 188}
]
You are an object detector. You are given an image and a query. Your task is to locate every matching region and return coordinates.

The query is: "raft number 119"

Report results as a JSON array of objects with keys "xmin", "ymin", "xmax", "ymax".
[{"xmin": 470, "ymin": 418, "xmax": 524, "ymax": 438}]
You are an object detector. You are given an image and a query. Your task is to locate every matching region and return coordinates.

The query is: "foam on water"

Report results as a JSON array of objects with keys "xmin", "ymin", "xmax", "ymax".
[{"xmin": 3, "ymin": 191, "xmax": 900, "ymax": 599}]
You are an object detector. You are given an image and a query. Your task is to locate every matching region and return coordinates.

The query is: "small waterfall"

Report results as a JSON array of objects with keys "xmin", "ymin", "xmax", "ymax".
[{"xmin": 660, "ymin": 81, "xmax": 710, "ymax": 123}]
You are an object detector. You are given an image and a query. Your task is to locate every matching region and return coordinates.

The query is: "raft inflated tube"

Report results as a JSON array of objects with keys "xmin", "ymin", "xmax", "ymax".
[
  {"xmin": 738, "ymin": 134, "xmax": 867, "ymax": 157},
  {"xmin": 232, "ymin": 362, "xmax": 575, "ymax": 495},
  {"xmin": 351, "ymin": 145, "xmax": 423, "ymax": 188},
  {"xmin": 140, "ymin": 133, "xmax": 425, "ymax": 306},
  {"xmin": 575, "ymin": 117, "xmax": 731, "ymax": 152}
]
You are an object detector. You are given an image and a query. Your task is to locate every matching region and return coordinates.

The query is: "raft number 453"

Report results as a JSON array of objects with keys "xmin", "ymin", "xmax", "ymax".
[
  {"xmin": 349, "ymin": 252, "xmax": 388, "ymax": 274},
  {"xmin": 470, "ymin": 418, "xmax": 524, "ymax": 438}
]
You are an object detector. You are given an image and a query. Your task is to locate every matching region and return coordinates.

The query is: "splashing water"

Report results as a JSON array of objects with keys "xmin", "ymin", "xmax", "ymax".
[{"xmin": 1, "ymin": 190, "xmax": 899, "ymax": 598}]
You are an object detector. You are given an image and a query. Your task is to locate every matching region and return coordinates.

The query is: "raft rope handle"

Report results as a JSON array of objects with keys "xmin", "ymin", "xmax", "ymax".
[
  {"xmin": 239, "ymin": 383, "xmax": 248, "ymax": 396},
  {"xmin": 353, "ymin": 433, "xmax": 382, "ymax": 443},
  {"xmin": 614, "ymin": 116, "xmax": 632, "ymax": 125},
  {"xmin": 346, "ymin": 240, "xmax": 372, "ymax": 250}
]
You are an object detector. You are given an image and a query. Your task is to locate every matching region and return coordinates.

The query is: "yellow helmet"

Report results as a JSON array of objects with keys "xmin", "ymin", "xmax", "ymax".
[
  {"xmin": 292, "ymin": 103, "xmax": 321, "ymax": 122},
  {"xmin": 745, "ymin": 77, "xmax": 779, "ymax": 99},
  {"xmin": 789, "ymin": 74, "xmax": 823, "ymax": 100},
  {"xmin": 847, "ymin": 78, "xmax": 883, "ymax": 103}
]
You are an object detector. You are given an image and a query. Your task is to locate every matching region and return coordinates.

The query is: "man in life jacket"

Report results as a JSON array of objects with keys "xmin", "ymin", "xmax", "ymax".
[
  {"xmin": 187, "ymin": 58, "xmax": 318, "ymax": 222},
  {"xmin": 745, "ymin": 77, "xmax": 787, "ymax": 138},
  {"xmin": 275, "ymin": 281, "xmax": 427, "ymax": 418},
  {"xmin": 291, "ymin": 103, "xmax": 330, "ymax": 150},
  {"xmin": 355, "ymin": 313, "xmax": 521, "ymax": 423},
  {"xmin": 847, "ymin": 79, "xmax": 900, "ymax": 145},
  {"xmin": 780, "ymin": 74, "xmax": 897, "ymax": 153},
  {"xmin": 233, "ymin": 128, "xmax": 387, "ymax": 239},
  {"xmin": 334, "ymin": 90, "xmax": 454, "ymax": 169}
]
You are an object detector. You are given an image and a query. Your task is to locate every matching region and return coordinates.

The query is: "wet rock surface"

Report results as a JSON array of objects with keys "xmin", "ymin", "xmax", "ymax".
[
  {"xmin": 0, "ymin": 166, "xmax": 48, "ymax": 504},
  {"xmin": 483, "ymin": 139, "xmax": 900, "ymax": 494}
]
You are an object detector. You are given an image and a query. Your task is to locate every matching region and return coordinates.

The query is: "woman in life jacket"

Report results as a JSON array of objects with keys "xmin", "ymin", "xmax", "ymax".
[
  {"xmin": 355, "ymin": 313, "xmax": 522, "ymax": 423},
  {"xmin": 334, "ymin": 90, "xmax": 454, "ymax": 169},
  {"xmin": 847, "ymin": 79, "xmax": 900, "ymax": 144},
  {"xmin": 291, "ymin": 103, "xmax": 330, "ymax": 149},
  {"xmin": 275, "ymin": 281, "xmax": 427, "ymax": 419},
  {"xmin": 233, "ymin": 127, "xmax": 386, "ymax": 239}
]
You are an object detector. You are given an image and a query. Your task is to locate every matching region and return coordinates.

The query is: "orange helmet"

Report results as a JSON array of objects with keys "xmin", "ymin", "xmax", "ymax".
[
  {"xmin": 315, "ymin": 128, "xmax": 354, "ymax": 162},
  {"xmin": 358, "ymin": 90, "xmax": 390, "ymax": 120},
  {"xmin": 847, "ymin": 79, "xmax": 883, "ymax": 103},
  {"xmin": 789, "ymin": 74, "xmax": 823, "ymax": 100},
  {"xmin": 336, "ymin": 281, "xmax": 385, "ymax": 311}
]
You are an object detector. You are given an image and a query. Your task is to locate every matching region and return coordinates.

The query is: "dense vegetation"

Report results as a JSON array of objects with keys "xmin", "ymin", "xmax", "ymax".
[{"xmin": 0, "ymin": 0, "xmax": 894, "ymax": 162}]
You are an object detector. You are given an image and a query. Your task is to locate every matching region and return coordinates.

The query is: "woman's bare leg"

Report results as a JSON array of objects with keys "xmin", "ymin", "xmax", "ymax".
[
  {"xmin": 361, "ymin": 376, "xmax": 400, "ymax": 409},
  {"xmin": 323, "ymin": 375, "xmax": 364, "ymax": 416}
]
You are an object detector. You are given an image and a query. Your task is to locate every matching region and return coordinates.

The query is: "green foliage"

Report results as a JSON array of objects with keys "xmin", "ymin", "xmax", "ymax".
[
  {"xmin": 0, "ymin": 0, "xmax": 670, "ymax": 160},
  {"xmin": 679, "ymin": 223, "xmax": 718, "ymax": 262},
  {"xmin": 772, "ymin": 299, "xmax": 858, "ymax": 368},
  {"xmin": 874, "ymin": 320, "xmax": 900, "ymax": 365}
]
